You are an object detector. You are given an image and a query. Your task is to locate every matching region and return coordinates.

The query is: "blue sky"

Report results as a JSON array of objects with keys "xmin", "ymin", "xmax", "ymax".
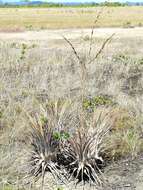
[{"xmin": 1, "ymin": 0, "xmax": 143, "ymax": 3}]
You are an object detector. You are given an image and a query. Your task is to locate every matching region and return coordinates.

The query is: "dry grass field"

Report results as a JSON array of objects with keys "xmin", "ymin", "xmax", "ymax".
[
  {"xmin": 0, "ymin": 30, "xmax": 143, "ymax": 190},
  {"xmin": 0, "ymin": 6, "xmax": 143, "ymax": 30},
  {"xmin": 0, "ymin": 6, "xmax": 143, "ymax": 190}
]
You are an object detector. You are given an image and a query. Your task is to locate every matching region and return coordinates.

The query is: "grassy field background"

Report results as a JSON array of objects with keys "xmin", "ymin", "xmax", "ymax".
[
  {"xmin": 0, "ymin": 6, "xmax": 143, "ymax": 31},
  {"xmin": 0, "ymin": 5, "xmax": 143, "ymax": 190}
]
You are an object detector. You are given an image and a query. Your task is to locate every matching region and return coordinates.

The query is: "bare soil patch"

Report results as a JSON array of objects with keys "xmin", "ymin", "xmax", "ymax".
[{"xmin": 0, "ymin": 27, "xmax": 143, "ymax": 41}]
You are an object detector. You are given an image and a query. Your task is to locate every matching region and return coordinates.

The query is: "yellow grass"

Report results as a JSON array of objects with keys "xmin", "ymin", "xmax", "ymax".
[{"xmin": 0, "ymin": 6, "xmax": 143, "ymax": 30}]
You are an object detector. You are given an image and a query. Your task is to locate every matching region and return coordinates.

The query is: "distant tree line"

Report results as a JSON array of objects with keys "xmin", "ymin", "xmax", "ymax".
[
  {"xmin": 0, "ymin": 3, "xmax": 63, "ymax": 8},
  {"xmin": 0, "ymin": 1, "xmax": 142, "ymax": 8}
]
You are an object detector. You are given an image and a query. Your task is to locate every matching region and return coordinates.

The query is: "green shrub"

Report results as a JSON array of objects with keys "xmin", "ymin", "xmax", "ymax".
[
  {"xmin": 83, "ymin": 95, "xmax": 115, "ymax": 112},
  {"xmin": 113, "ymin": 53, "xmax": 130, "ymax": 62},
  {"xmin": 53, "ymin": 131, "xmax": 70, "ymax": 140},
  {"xmin": 40, "ymin": 115, "xmax": 48, "ymax": 126}
]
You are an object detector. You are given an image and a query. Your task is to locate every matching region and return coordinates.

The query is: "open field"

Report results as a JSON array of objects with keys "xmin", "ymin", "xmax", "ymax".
[
  {"xmin": 0, "ymin": 27, "xmax": 143, "ymax": 189},
  {"xmin": 0, "ymin": 5, "xmax": 143, "ymax": 190},
  {"xmin": 0, "ymin": 6, "xmax": 143, "ymax": 30}
]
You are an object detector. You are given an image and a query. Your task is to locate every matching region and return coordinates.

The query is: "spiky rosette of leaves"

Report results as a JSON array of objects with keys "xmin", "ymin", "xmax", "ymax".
[
  {"xmin": 28, "ymin": 125, "xmax": 67, "ymax": 190},
  {"xmin": 26, "ymin": 100, "xmax": 75, "ymax": 185},
  {"xmin": 58, "ymin": 131, "xmax": 102, "ymax": 185},
  {"xmin": 29, "ymin": 126, "xmax": 59, "ymax": 179},
  {"xmin": 57, "ymin": 112, "xmax": 111, "ymax": 185},
  {"xmin": 26, "ymin": 103, "xmax": 111, "ymax": 187}
]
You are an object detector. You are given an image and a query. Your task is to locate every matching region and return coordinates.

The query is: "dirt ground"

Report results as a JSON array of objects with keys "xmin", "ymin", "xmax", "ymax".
[
  {"xmin": 104, "ymin": 154, "xmax": 143, "ymax": 190},
  {"xmin": 0, "ymin": 27, "xmax": 143, "ymax": 41},
  {"xmin": 33, "ymin": 154, "xmax": 143, "ymax": 190}
]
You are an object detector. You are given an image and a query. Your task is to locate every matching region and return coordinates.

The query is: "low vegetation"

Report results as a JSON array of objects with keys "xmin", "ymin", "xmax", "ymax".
[
  {"xmin": 0, "ymin": 6, "xmax": 143, "ymax": 31},
  {"xmin": 0, "ymin": 29, "xmax": 143, "ymax": 190}
]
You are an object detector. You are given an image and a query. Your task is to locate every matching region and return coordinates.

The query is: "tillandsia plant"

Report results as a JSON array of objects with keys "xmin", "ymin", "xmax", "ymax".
[
  {"xmin": 58, "ymin": 130, "xmax": 104, "ymax": 185},
  {"xmin": 28, "ymin": 120, "xmax": 73, "ymax": 190},
  {"xmin": 28, "ymin": 121, "xmax": 61, "ymax": 190},
  {"xmin": 25, "ymin": 99, "xmax": 75, "ymax": 189},
  {"xmin": 57, "ymin": 111, "xmax": 112, "ymax": 185},
  {"xmin": 27, "ymin": 105, "xmax": 112, "ymax": 188}
]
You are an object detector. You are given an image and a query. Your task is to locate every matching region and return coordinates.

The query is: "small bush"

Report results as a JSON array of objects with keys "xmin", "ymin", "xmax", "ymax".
[
  {"xmin": 83, "ymin": 95, "xmax": 115, "ymax": 112},
  {"xmin": 113, "ymin": 54, "xmax": 130, "ymax": 62}
]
